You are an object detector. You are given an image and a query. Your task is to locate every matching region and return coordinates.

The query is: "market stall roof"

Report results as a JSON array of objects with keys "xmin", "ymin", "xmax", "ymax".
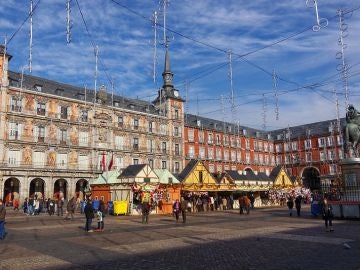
[
  {"xmin": 153, "ymin": 169, "xmax": 180, "ymax": 184},
  {"xmin": 92, "ymin": 170, "xmax": 120, "ymax": 185},
  {"xmin": 270, "ymin": 166, "xmax": 294, "ymax": 188},
  {"xmin": 118, "ymin": 164, "xmax": 159, "ymax": 183}
]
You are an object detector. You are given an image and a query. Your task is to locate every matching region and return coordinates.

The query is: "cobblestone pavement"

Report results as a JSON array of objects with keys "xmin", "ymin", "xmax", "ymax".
[{"xmin": 1, "ymin": 206, "xmax": 359, "ymax": 270}]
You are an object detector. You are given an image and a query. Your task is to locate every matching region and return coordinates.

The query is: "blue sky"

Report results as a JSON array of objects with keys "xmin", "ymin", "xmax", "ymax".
[{"xmin": 1, "ymin": 0, "xmax": 360, "ymax": 130}]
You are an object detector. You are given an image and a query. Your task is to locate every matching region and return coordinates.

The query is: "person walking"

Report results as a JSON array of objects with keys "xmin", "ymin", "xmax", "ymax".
[
  {"xmin": 0, "ymin": 199, "xmax": 6, "ymax": 240},
  {"xmin": 34, "ymin": 198, "xmax": 40, "ymax": 215},
  {"xmin": 287, "ymin": 197, "xmax": 294, "ymax": 216},
  {"xmin": 84, "ymin": 200, "xmax": 94, "ymax": 232},
  {"xmin": 295, "ymin": 195, "xmax": 302, "ymax": 217},
  {"xmin": 23, "ymin": 197, "xmax": 29, "ymax": 214},
  {"xmin": 173, "ymin": 199, "xmax": 180, "ymax": 222},
  {"xmin": 180, "ymin": 197, "xmax": 188, "ymax": 223},
  {"xmin": 57, "ymin": 198, "xmax": 64, "ymax": 216},
  {"xmin": 244, "ymin": 195, "xmax": 251, "ymax": 215},
  {"xmin": 322, "ymin": 196, "xmax": 334, "ymax": 232},
  {"xmin": 13, "ymin": 198, "xmax": 19, "ymax": 211},
  {"xmin": 239, "ymin": 195, "xmax": 245, "ymax": 214},
  {"xmin": 97, "ymin": 200, "xmax": 106, "ymax": 230},
  {"xmin": 141, "ymin": 200, "xmax": 151, "ymax": 224},
  {"xmin": 249, "ymin": 193, "xmax": 255, "ymax": 209},
  {"xmin": 64, "ymin": 197, "xmax": 76, "ymax": 220}
]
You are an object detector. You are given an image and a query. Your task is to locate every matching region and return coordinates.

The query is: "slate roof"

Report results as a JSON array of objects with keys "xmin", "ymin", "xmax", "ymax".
[
  {"xmin": 178, "ymin": 159, "xmax": 198, "ymax": 182},
  {"xmin": 269, "ymin": 165, "xmax": 282, "ymax": 180},
  {"xmin": 118, "ymin": 164, "xmax": 147, "ymax": 178},
  {"xmin": 270, "ymin": 118, "xmax": 346, "ymax": 142},
  {"xmin": 8, "ymin": 70, "xmax": 160, "ymax": 116},
  {"xmin": 225, "ymin": 170, "xmax": 243, "ymax": 181},
  {"xmin": 185, "ymin": 113, "xmax": 266, "ymax": 139}
]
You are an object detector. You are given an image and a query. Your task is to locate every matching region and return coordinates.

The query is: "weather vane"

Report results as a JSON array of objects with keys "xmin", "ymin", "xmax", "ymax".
[{"xmin": 306, "ymin": 0, "xmax": 328, "ymax": 31}]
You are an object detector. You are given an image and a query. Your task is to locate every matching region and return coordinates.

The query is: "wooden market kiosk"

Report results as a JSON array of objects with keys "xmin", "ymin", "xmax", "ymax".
[
  {"xmin": 117, "ymin": 164, "xmax": 160, "ymax": 215},
  {"xmin": 153, "ymin": 169, "xmax": 181, "ymax": 214}
]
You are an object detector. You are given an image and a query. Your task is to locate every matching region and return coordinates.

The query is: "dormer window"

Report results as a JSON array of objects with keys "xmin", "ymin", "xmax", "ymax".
[
  {"xmin": 129, "ymin": 104, "xmax": 135, "ymax": 110},
  {"xmin": 114, "ymin": 101, "xmax": 119, "ymax": 107},
  {"xmin": 55, "ymin": 88, "xmax": 64, "ymax": 96},
  {"xmin": 76, "ymin": 93, "xmax": 85, "ymax": 101},
  {"xmin": 34, "ymin": 84, "xmax": 42, "ymax": 92}
]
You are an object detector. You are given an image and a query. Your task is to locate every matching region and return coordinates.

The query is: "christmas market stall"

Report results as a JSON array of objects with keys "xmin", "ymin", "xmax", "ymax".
[
  {"xmin": 227, "ymin": 170, "xmax": 272, "ymax": 208},
  {"xmin": 153, "ymin": 169, "xmax": 181, "ymax": 214},
  {"xmin": 264, "ymin": 166, "xmax": 311, "ymax": 206},
  {"xmin": 178, "ymin": 159, "xmax": 219, "ymax": 212},
  {"xmin": 117, "ymin": 164, "xmax": 160, "ymax": 215}
]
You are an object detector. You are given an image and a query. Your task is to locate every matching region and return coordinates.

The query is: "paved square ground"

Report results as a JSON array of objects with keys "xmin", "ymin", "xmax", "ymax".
[{"xmin": 1, "ymin": 206, "xmax": 359, "ymax": 270}]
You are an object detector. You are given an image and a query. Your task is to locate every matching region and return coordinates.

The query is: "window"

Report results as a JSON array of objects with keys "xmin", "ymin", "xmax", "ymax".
[
  {"xmin": 79, "ymin": 132, "xmax": 89, "ymax": 146},
  {"xmin": 216, "ymin": 148, "xmax": 222, "ymax": 160},
  {"xmin": 57, "ymin": 153, "xmax": 67, "ymax": 169},
  {"xmin": 115, "ymin": 157, "xmax": 123, "ymax": 170},
  {"xmin": 329, "ymin": 164, "xmax": 337, "ymax": 175},
  {"xmin": 160, "ymin": 124, "xmax": 167, "ymax": 135},
  {"xmin": 327, "ymin": 136, "xmax": 334, "ymax": 147},
  {"xmin": 245, "ymin": 152, "xmax": 250, "ymax": 163},
  {"xmin": 174, "ymin": 109, "xmax": 179, "ymax": 119},
  {"xmin": 175, "ymin": 144, "xmax": 180, "ymax": 156},
  {"xmin": 237, "ymin": 151, "xmax": 241, "ymax": 162},
  {"xmin": 33, "ymin": 152, "xmax": 45, "ymax": 168},
  {"xmin": 148, "ymin": 159, "xmax": 154, "ymax": 169},
  {"xmin": 174, "ymin": 162, "xmax": 180, "ymax": 173},
  {"xmin": 78, "ymin": 155, "xmax": 88, "ymax": 170},
  {"xmin": 133, "ymin": 138, "xmax": 139, "ymax": 150},
  {"xmin": 223, "ymin": 136, "xmax": 228, "ymax": 145},
  {"xmin": 148, "ymin": 139, "xmax": 155, "ymax": 153},
  {"xmin": 208, "ymin": 147, "xmax": 214, "ymax": 160},
  {"xmin": 199, "ymin": 147, "xmax": 205, "ymax": 159},
  {"xmin": 306, "ymin": 152, "xmax": 312, "ymax": 162},
  {"xmin": 245, "ymin": 139, "xmax": 250, "ymax": 150},
  {"xmin": 118, "ymin": 116, "xmax": 124, "ymax": 127},
  {"xmin": 9, "ymin": 122, "xmax": 20, "ymax": 140},
  {"xmin": 133, "ymin": 158, "xmax": 139, "ymax": 165},
  {"xmin": 60, "ymin": 129, "xmax": 67, "ymax": 144},
  {"xmin": 328, "ymin": 150, "xmax": 336, "ymax": 160},
  {"xmin": 338, "ymin": 149, "xmax": 344, "ymax": 159},
  {"xmin": 174, "ymin": 126, "xmax": 179, "ymax": 137},
  {"xmin": 149, "ymin": 121, "xmax": 153, "ymax": 133},
  {"xmin": 208, "ymin": 164, "xmax": 215, "ymax": 173},
  {"xmin": 199, "ymin": 171, "xmax": 203, "ymax": 183},
  {"xmin": 37, "ymin": 126, "xmax": 45, "ymax": 142},
  {"xmin": 162, "ymin": 142, "xmax": 167, "ymax": 154},
  {"xmin": 60, "ymin": 106, "xmax": 68, "ymax": 119},
  {"xmin": 8, "ymin": 150, "xmax": 20, "ymax": 166},
  {"xmin": 336, "ymin": 135, "xmax": 343, "ymax": 145},
  {"xmin": 188, "ymin": 129, "xmax": 194, "ymax": 142},
  {"xmin": 305, "ymin": 139, "xmax": 312, "ymax": 149},
  {"xmin": 318, "ymin": 138, "xmax": 326, "ymax": 147},
  {"xmin": 133, "ymin": 119, "xmax": 139, "ymax": 130},
  {"xmin": 291, "ymin": 142, "xmax": 298, "ymax": 151},
  {"xmin": 275, "ymin": 144, "xmax": 282, "ymax": 153},
  {"xmin": 224, "ymin": 150, "xmax": 229, "ymax": 161},
  {"xmin": 208, "ymin": 134, "xmax": 213, "ymax": 144},
  {"xmin": 80, "ymin": 110, "xmax": 88, "ymax": 122},
  {"xmin": 216, "ymin": 135, "xmax": 220, "ymax": 145},
  {"xmin": 162, "ymin": 160, "xmax": 167, "ymax": 169},
  {"xmin": 199, "ymin": 131, "xmax": 204, "ymax": 143},
  {"xmin": 10, "ymin": 97, "xmax": 22, "ymax": 112},
  {"xmin": 37, "ymin": 102, "xmax": 46, "ymax": 116},
  {"xmin": 188, "ymin": 146, "xmax": 194, "ymax": 158},
  {"xmin": 115, "ymin": 136, "xmax": 124, "ymax": 150},
  {"xmin": 34, "ymin": 84, "xmax": 42, "ymax": 92},
  {"xmin": 284, "ymin": 143, "xmax": 289, "ymax": 152}
]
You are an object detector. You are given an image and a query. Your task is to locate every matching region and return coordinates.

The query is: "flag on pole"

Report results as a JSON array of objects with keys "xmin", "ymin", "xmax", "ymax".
[
  {"xmin": 108, "ymin": 153, "xmax": 114, "ymax": 171},
  {"xmin": 101, "ymin": 152, "xmax": 106, "ymax": 172}
]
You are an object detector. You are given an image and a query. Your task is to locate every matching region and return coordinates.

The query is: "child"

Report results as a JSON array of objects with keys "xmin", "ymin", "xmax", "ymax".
[{"xmin": 96, "ymin": 210, "xmax": 104, "ymax": 232}]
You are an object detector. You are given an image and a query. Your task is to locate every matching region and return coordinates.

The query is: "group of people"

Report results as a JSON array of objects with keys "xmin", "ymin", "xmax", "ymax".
[
  {"xmin": 22, "ymin": 196, "xmax": 67, "ymax": 217},
  {"xmin": 286, "ymin": 195, "xmax": 303, "ymax": 217},
  {"xmin": 84, "ymin": 199, "xmax": 106, "ymax": 232},
  {"xmin": 238, "ymin": 195, "xmax": 252, "ymax": 215}
]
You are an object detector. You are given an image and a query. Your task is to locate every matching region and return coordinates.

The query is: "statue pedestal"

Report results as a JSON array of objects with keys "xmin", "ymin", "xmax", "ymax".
[{"xmin": 336, "ymin": 158, "xmax": 360, "ymax": 218}]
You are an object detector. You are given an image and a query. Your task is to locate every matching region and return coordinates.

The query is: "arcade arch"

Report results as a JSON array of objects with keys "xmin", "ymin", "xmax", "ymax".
[
  {"xmin": 3, "ymin": 178, "xmax": 20, "ymax": 205},
  {"xmin": 301, "ymin": 167, "xmax": 321, "ymax": 191}
]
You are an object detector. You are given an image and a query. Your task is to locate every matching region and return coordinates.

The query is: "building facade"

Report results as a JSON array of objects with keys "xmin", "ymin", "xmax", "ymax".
[
  {"xmin": 184, "ymin": 114, "xmax": 276, "ymax": 176},
  {"xmin": 0, "ymin": 46, "xmax": 184, "ymax": 203}
]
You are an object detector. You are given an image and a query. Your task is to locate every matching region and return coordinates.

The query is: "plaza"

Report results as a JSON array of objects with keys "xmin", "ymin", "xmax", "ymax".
[{"xmin": 0, "ymin": 206, "xmax": 359, "ymax": 270}]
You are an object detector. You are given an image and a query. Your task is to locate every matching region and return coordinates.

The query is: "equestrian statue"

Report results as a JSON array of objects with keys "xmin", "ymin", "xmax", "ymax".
[{"xmin": 344, "ymin": 104, "xmax": 360, "ymax": 157}]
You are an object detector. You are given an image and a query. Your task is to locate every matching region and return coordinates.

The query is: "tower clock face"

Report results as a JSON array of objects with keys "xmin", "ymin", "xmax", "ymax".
[
  {"xmin": 173, "ymin": 90, "xmax": 179, "ymax": 97},
  {"xmin": 165, "ymin": 74, "xmax": 172, "ymax": 81}
]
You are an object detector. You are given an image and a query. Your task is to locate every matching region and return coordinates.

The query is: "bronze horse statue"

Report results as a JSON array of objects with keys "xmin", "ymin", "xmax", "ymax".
[{"xmin": 344, "ymin": 104, "xmax": 360, "ymax": 157}]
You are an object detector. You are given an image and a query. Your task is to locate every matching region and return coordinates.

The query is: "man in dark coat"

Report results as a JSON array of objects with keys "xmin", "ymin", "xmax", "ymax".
[
  {"xmin": 84, "ymin": 200, "xmax": 94, "ymax": 232},
  {"xmin": 295, "ymin": 195, "xmax": 302, "ymax": 217},
  {"xmin": 180, "ymin": 197, "xmax": 188, "ymax": 223}
]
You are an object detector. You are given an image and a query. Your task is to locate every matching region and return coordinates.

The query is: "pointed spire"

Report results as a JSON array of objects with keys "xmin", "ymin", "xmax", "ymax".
[{"xmin": 162, "ymin": 45, "xmax": 173, "ymax": 89}]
